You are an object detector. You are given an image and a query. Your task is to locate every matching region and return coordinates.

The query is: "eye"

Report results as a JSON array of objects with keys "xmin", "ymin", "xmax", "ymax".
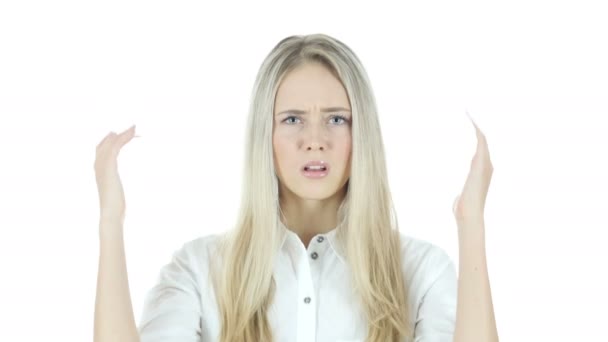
[
  {"xmin": 282, "ymin": 116, "xmax": 301, "ymax": 124},
  {"xmin": 330, "ymin": 115, "xmax": 349, "ymax": 125},
  {"xmin": 281, "ymin": 115, "xmax": 350, "ymax": 125}
]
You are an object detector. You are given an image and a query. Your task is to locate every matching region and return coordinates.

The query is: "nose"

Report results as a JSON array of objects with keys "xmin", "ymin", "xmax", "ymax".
[
  {"xmin": 304, "ymin": 121, "xmax": 326, "ymax": 151},
  {"xmin": 307, "ymin": 142, "xmax": 324, "ymax": 151}
]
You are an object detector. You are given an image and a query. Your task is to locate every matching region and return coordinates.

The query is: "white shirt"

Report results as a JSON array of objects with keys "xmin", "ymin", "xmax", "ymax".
[{"xmin": 138, "ymin": 222, "xmax": 457, "ymax": 342}]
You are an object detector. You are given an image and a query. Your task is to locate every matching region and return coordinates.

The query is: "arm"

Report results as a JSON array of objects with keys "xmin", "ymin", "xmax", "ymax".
[
  {"xmin": 453, "ymin": 220, "xmax": 498, "ymax": 342},
  {"xmin": 451, "ymin": 112, "xmax": 498, "ymax": 341},
  {"xmin": 94, "ymin": 221, "xmax": 140, "ymax": 342}
]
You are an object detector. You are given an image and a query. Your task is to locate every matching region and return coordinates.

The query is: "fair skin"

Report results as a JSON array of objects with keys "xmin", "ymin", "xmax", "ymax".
[
  {"xmin": 452, "ymin": 114, "xmax": 499, "ymax": 341},
  {"xmin": 272, "ymin": 61, "xmax": 352, "ymax": 247},
  {"xmin": 93, "ymin": 60, "xmax": 497, "ymax": 342},
  {"xmin": 272, "ymin": 62, "xmax": 499, "ymax": 341}
]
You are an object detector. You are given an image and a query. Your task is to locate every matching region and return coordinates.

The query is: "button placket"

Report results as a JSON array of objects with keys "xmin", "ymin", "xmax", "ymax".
[
  {"xmin": 307, "ymin": 234, "xmax": 328, "ymax": 308},
  {"xmin": 294, "ymin": 235, "xmax": 317, "ymax": 342},
  {"xmin": 310, "ymin": 234, "xmax": 326, "ymax": 261}
]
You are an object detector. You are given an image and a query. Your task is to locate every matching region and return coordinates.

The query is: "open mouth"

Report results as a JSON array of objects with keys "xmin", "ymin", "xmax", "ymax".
[
  {"xmin": 302, "ymin": 162, "xmax": 330, "ymax": 178},
  {"xmin": 304, "ymin": 166, "xmax": 327, "ymax": 172}
]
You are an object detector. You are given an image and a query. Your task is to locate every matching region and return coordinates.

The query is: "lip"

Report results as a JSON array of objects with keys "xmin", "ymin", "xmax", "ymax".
[{"xmin": 301, "ymin": 160, "xmax": 330, "ymax": 179}]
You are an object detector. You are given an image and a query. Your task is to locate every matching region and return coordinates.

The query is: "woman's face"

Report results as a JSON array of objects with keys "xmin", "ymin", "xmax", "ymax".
[{"xmin": 272, "ymin": 62, "xmax": 352, "ymax": 201}]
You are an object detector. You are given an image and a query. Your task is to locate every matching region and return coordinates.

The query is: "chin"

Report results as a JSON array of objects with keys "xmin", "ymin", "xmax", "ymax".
[
  {"xmin": 297, "ymin": 192, "xmax": 336, "ymax": 201},
  {"xmin": 278, "ymin": 174, "xmax": 348, "ymax": 201},
  {"xmin": 293, "ymin": 185, "xmax": 341, "ymax": 201}
]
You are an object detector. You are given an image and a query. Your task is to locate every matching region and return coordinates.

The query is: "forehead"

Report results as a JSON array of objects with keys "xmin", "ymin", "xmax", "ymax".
[{"xmin": 274, "ymin": 62, "xmax": 350, "ymax": 110}]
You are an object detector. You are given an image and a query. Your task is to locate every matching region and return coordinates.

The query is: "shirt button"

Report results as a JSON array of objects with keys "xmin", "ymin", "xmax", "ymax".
[
  {"xmin": 317, "ymin": 236, "xmax": 325, "ymax": 243},
  {"xmin": 304, "ymin": 297, "xmax": 311, "ymax": 304},
  {"xmin": 311, "ymin": 252, "xmax": 318, "ymax": 260}
]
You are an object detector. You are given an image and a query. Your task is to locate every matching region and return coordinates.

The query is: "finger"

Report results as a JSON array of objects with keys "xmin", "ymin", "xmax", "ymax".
[
  {"xmin": 466, "ymin": 111, "xmax": 492, "ymax": 163},
  {"xmin": 95, "ymin": 126, "xmax": 137, "ymax": 172},
  {"xmin": 114, "ymin": 125, "xmax": 137, "ymax": 150},
  {"xmin": 452, "ymin": 195, "xmax": 460, "ymax": 215},
  {"xmin": 466, "ymin": 111, "xmax": 486, "ymax": 143},
  {"xmin": 96, "ymin": 131, "xmax": 116, "ymax": 151}
]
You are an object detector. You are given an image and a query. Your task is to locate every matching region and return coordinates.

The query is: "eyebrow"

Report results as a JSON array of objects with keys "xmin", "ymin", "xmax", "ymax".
[{"xmin": 275, "ymin": 107, "xmax": 352, "ymax": 116}]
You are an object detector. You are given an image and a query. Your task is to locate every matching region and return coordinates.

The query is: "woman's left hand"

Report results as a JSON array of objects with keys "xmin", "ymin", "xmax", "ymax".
[{"xmin": 452, "ymin": 112, "xmax": 494, "ymax": 226}]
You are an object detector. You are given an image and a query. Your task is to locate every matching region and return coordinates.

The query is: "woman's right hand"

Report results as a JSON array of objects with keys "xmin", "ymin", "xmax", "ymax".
[{"xmin": 94, "ymin": 125, "xmax": 138, "ymax": 226}]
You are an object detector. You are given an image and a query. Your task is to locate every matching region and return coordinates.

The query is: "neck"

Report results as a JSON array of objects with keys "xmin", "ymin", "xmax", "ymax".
[{"xmin": 279, "ymin": 186, "xmax": 346, "ymax": 248}]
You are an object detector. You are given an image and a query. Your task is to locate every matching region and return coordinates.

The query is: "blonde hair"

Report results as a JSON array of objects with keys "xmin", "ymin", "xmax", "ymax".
[{"xmin": 212, "ymin": 33, "xmax": 411, "ymax": 342}]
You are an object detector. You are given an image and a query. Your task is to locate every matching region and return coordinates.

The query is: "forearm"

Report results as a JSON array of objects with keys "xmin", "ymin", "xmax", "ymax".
[
  {"xmin": 453, "ymin": 221, "xmax": 499, "ymax": 342},
  {"xmin": 94, "ymin": 221, "xmax": 140, "ymax": 342}
]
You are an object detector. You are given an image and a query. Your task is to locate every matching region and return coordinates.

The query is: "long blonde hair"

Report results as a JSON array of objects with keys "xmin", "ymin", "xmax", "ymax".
[{"xmin": 212, "ymin": 33, "xmax": 411, "ymax": 342}]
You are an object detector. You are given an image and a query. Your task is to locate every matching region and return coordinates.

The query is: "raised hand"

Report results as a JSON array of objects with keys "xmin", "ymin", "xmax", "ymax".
[
  {"xmin": 94, "ymin": 125, "xmax": 138, "ymax": 226},
  {"xmin": 452, "ymin": 112, "xmax": 494, "ymax": 226}
]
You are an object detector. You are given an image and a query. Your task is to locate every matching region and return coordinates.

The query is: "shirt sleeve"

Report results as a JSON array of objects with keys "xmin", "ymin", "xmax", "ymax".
[
  {"xmin": 413, "ymin": 248, "xmax": 458, "ymax": 342},
  {"xmin": 138, "ymin": 242, "xmax": 202, "ymax": 342}
]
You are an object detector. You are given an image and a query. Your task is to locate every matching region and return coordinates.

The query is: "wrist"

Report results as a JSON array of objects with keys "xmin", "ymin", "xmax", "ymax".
[
  {"xmin": 457, "ymin": 219, "xmax": 486, "ymax": 246},
  {"xmin": 99, "ymin": 219, "xmax": 124, "ymax": 236}
]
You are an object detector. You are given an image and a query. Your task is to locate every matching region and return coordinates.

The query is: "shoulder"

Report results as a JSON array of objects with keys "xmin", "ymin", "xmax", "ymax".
[
  {"xmin": 396, "ymin": 231, "xmax": 456, "ymax": 296},
  {"xmin": 180, "ymin": 233, "xmax": 225, "ymax": 258},
  {"xmin": 397, "ymin": 232, "xmax": 453, "ymax": 271},
  {"xmin": 166, "ymin": 233, "xmax": 227, "ymax": 276}
]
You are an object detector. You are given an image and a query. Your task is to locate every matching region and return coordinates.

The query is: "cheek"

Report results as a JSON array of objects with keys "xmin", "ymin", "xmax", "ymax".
[
  {"xmin": 273, "ymin": 134, "xmax": 291, "ymax": 167},
  {"xmin": 343, "ymin": 138, "xmax": 352, "ymax": 174},
  {"xmin": 340, "ymin": 134, "xmax": 352, "ymax": 158}
]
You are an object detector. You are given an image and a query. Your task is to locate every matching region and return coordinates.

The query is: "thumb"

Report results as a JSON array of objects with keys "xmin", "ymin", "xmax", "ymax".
[
  {"xmin": 452, "ymin": 195, "xmax": 460, "ymax": 216},
  {"xmin": 115, "ymin": 125, "xmax": 137, "ymax": 150}
]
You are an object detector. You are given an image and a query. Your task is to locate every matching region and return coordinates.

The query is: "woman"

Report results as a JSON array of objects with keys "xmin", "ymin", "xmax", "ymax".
[{"xmin": 94, "ymin": 34, "xmax": 498, "ymax": 342}]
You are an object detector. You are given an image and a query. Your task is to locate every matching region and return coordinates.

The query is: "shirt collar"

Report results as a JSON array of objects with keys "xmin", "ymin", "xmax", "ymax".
[{"xmin": 278, "ymin": 219, "xmax": 346, "ymax": 264}]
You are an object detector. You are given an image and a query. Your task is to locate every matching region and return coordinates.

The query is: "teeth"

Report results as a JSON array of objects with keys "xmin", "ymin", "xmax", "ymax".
[{"xmin": 306, "ymin": 165, "xmax": 325, "ymax": 171}]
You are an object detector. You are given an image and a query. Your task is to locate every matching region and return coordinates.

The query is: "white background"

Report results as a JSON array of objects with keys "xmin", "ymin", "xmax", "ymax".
[{"xmin": 1, "ymin": 0, "xmax": 607, "ymax": 341}]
